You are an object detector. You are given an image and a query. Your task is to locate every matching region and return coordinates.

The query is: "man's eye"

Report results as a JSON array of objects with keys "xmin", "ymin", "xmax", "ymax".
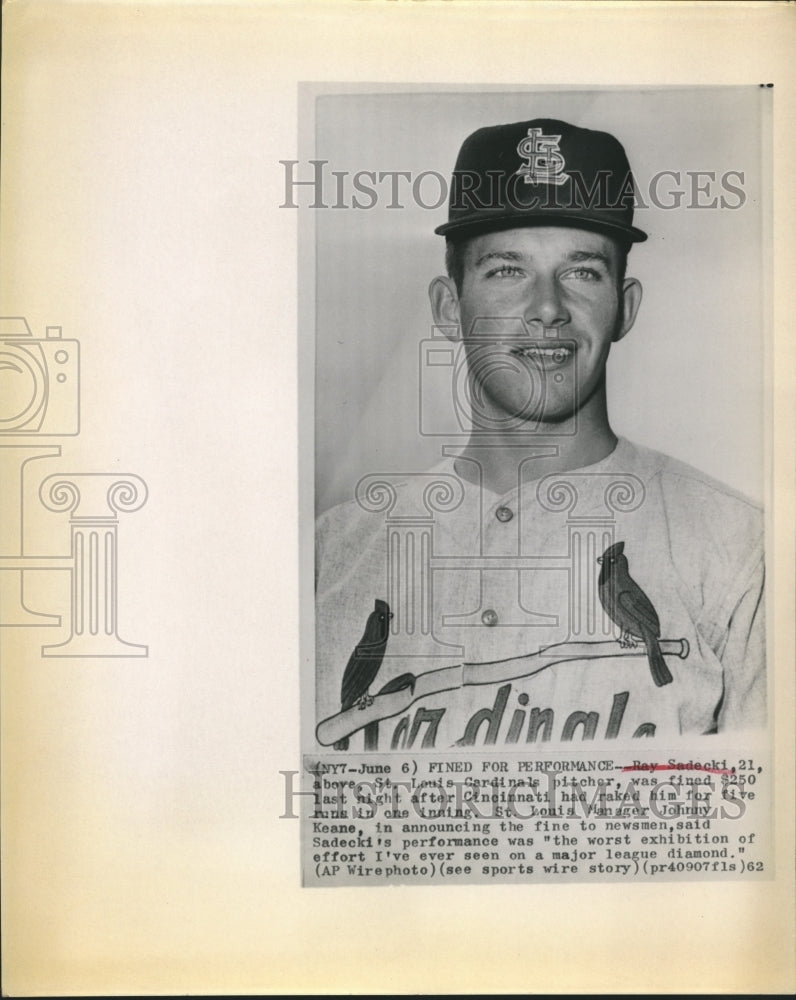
[
  {"xmin": 565, "ymin": 267, "xmax": 602, "ymax": 281},
  {"xmin": 486, "ymin": 265, "xmax": 523, "ymax": 278}
]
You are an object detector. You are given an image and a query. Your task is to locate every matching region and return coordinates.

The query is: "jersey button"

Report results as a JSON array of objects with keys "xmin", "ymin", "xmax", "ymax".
[
  {"xmin": 481, "ymin": 609, "xmax": 499, "ymax": 626},
  {"xmin": 495, "ymin": 506, "xmax": 513, "ymax": 522}
]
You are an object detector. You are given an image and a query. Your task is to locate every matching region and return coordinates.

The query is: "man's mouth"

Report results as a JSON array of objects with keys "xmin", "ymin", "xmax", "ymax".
[{"xmin": 509, "ymin": 343, "xmax": 576, "ymax": 366}]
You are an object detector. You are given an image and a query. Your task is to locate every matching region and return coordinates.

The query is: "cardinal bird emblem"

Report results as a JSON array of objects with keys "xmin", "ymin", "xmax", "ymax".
[
  {"xmin": 333, "ymin": 598, "xmax": 392, "ymax": 750},
  {"xmin": 597, "ymin": 541, "xmax": 673, "ymax": 687}
]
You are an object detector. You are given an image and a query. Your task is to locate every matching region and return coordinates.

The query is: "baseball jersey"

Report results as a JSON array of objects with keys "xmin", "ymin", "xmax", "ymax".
[{"xmin": 314, "ymin": 438, "xmax": 765, "ymax": 751}]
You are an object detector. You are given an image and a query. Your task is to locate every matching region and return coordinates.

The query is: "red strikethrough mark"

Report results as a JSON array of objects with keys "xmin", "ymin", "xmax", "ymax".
[{"xmin": 621, "ymin": 763, "xmax": 734, "ymax": 776}]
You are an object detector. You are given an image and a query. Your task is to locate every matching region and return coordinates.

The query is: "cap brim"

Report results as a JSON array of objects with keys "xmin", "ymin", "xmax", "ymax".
[{"xmin": 434, "ymin": 210, "xmax": 647, "ymax": 244}]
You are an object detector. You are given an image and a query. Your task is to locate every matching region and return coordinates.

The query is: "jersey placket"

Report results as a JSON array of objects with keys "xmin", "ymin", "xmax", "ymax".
[{"xmin": 434, "ymin": 477, "xmax": 550, "ymax": 664}]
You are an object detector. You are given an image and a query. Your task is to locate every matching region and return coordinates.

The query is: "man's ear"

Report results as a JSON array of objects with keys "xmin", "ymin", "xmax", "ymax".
[
  {"xmin": 428, "ymin": 275, "xmax": 461, "ymax": 341},
  {"xmin": 613, "ymin": 277, "xmax": 643, "ymax": 342}
]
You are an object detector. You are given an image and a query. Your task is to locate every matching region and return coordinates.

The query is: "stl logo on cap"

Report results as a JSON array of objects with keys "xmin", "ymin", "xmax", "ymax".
[{"xmin": 516, "ymin": 127, "xmax": 570, "ymax": 187}]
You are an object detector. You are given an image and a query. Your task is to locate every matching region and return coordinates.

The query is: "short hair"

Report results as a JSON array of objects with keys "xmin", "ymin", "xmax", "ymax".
[{"xmin": 445, "ymin": 232, "xmax": 630, "ymax": 296}]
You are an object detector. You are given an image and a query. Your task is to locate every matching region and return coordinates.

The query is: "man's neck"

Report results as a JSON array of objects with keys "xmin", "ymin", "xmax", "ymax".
[{"xmin": 454, "ymin": 396, "xmax": 618, "ymax": 496}]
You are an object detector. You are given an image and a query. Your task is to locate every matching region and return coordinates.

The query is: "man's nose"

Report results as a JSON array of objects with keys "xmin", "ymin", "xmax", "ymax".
[{"xmin": 524, "ymin": 275, "xmax": 570, "ymax": 333}]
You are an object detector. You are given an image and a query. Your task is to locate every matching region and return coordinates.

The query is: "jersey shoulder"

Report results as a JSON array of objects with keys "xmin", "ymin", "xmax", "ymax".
[
  {"xmin": 625, "ymin": 439, "xmax": 761, "ymax": 516},
  {"xmin": 623, "ymin": 439, "xmax": 764, "ymax": 572}
]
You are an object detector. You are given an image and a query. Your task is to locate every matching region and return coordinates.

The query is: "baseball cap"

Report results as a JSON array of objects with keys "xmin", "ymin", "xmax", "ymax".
[{"xmin": 435, "ymin": 118, "xmax": 647, "ymax": 244}]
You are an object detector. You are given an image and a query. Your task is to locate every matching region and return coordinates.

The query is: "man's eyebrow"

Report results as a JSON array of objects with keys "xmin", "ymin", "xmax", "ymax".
[
  {"xmin": 471, "ymin": 248, "xmax": 615, "ymax": 270},
  {"xmin": 472, "ymin": 250, "xmax": 525, "ymax": 268},
  {"xmin": 566, "ymin": 250, "xmax": 613, "ymax": 270}
]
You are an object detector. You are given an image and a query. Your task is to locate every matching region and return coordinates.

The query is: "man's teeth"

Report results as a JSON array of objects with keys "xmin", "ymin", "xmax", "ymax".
[{"xmin": 511, "ymin": 345, "xmax": 574, "ymax": 361}]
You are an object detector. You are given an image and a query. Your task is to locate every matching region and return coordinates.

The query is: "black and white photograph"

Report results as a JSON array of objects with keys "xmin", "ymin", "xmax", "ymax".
[
  {"xmin": 301, "ymin": 85, "xmax": 777, "ymax": 890},
  {"xmin": 309, "ymin": 86, "xmax": 767, "ymax": 753}
]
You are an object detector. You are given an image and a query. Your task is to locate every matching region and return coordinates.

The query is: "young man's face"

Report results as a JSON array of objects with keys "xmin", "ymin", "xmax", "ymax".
[{"xmin": 430, "ymin": 226, "xmax": 642, "ymax": 430}]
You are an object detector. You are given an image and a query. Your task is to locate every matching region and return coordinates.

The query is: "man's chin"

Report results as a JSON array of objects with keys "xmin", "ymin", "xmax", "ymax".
[
  {"xmin": 469, "ymin": 406, "xmax": 577, "ymax": 434},
  {"xmin": 480, "ymin": 389, "xmax": 581, "ymax": 430}
]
